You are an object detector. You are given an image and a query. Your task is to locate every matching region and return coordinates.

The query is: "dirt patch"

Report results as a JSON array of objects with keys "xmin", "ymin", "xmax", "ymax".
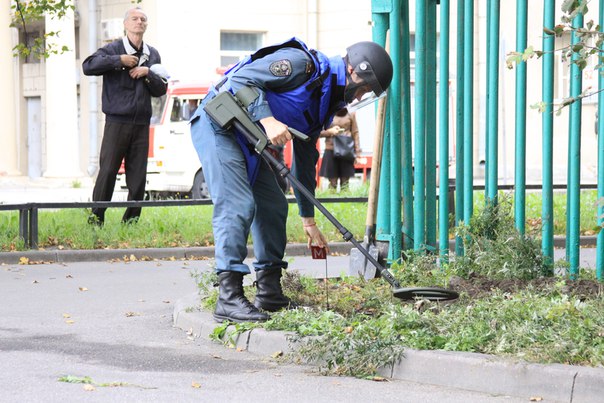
[{"xmin": 449, "ymin": 275, "xmax": 603, "ymax": 300}]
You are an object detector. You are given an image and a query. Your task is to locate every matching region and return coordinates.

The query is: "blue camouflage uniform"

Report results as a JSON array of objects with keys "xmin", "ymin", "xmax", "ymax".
[{"xmin": 190, "ymin": 37, "xmax": 347, "ymax": 275}]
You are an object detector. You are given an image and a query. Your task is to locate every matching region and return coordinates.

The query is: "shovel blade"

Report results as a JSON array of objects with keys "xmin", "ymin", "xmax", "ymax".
[{"xmin": 348, "ymin": 245, "xmax": 379, "ymax": 280}]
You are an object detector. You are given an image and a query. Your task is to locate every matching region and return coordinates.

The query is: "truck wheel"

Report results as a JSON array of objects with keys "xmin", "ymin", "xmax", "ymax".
[{"xmin": 191, "ymin": 169, "xmax": 210, "ymax": 199}]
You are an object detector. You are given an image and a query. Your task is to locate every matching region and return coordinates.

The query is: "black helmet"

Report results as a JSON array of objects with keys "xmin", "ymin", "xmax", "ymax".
[{"xmin": 346, "ymin": 41, "xmax": 393, "ymax": 97}]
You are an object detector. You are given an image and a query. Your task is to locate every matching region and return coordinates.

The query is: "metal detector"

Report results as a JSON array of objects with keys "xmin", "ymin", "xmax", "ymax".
[{"xmin": 203, "ymin": 87, "xmax": 459, "ymax": 302}]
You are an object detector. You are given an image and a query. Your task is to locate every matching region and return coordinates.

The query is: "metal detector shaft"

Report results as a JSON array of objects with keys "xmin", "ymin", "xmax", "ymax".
[{"xmin": 230, "ymin": 120, "xmax": 402, "ymax": 290}]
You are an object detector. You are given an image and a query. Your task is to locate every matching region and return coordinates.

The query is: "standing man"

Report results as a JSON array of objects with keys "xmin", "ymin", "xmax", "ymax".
[
  {"xmin": 190, "ymin": 38, "xmax": 392, "ymax": 323},
  {"xmin": 83, "ymin": 6, "xmax": 167, "ymax": 225}
]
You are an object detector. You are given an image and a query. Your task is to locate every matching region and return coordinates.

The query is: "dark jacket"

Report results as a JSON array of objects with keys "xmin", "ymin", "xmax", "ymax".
[{"xmin": 82, "ymin": 38, "xmax": 167, "ymax": 125}]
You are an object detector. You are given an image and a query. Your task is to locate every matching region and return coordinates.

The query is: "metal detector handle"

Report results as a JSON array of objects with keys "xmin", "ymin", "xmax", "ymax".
[
  {"xmin": 288, "ymin": 126, "xmax": 310, "ymax": 142},
  {"xmin": 232, "ymin": 87, "xmax": 310, "ymax": 143},
  {"xmin": 203, "ymin": 91, "xmax": 269, "ymax": 153}
]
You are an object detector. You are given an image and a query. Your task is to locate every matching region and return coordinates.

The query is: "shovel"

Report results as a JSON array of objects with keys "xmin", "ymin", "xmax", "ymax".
[
  {"xmin": 203, "ymin": 87, "xmax": 459, "ymax": 302},
  {"xmin": 349, "ymin": 93, "xmax": 387, "ymax": 279}
]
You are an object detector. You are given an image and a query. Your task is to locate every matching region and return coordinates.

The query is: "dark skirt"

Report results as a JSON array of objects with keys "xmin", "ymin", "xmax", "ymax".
[{"xmin": 319, "ymin": 150, "xmax": 356, "ymax": 179}]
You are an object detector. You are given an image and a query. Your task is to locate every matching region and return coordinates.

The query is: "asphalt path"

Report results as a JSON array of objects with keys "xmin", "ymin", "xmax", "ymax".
[{"xmin": 0, "ymin": 259, "xmax": 529, "ymax": 403}]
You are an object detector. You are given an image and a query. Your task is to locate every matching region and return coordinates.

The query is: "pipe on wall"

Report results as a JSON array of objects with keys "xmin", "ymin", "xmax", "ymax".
[{"xmin": 87, "ymin": 0, "xmax": 99, "ymax": 177}]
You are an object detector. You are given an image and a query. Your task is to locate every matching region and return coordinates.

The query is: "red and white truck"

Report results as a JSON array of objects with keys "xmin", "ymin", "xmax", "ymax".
[
  {"xmin": 115, "ymin": 80, "xmax": 374, "ymax": 198},
  {"xmin": 115, "ymin": 81, "xmax": 211, "ymax": 199}
]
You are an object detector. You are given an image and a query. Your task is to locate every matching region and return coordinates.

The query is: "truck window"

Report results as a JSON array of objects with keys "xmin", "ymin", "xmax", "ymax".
[
  {"xmin": 150, "ymin": 94, "xmax": 166, "ymax": 125},
  {"xmin": 170, "ymin": 97, "xmax": 202, "ymax": 122},
  {"xmin": 171, "ymin": 97, "xmax": 184, "ymax": 122},
  {"xmin": 182, "ymin": 99, "xmax": 200, "ymax": 120}
]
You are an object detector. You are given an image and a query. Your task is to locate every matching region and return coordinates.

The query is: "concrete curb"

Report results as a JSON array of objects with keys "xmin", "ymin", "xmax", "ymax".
[
  {"xmin": 173, "ymin": 293, "xmax": 296, "ymax": 356},
  {"xmin": 0, "ymin": 243, "xmax": 353, "ymax": 265},
  {"xmin": 0, "ymin": 236, "xmax": 597, "ymax": 265},
  {"xmin": 173, "ymin": 293, "xmax": 604, "ymax": 403}
]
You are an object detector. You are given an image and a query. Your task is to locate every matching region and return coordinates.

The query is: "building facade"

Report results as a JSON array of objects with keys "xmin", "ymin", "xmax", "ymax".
[
  {"xmin": 0, "ymin": 0, "xmax": 374, "ymax": 183},
  {"xmin": 0, "ymin": 0, "xmax": 600, "ymax": 185}
]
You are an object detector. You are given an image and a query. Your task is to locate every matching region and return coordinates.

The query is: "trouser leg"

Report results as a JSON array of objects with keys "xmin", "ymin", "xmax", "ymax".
[
  {"xmin": 250, "ymin": 159, "xmax": 297, "ymax": 311},
  {"xmin": 250, "ymin": 158, "xmax": 288, "ymax": 271},
  {"xmin": 190, "ymin": 104, "xmax": 270, "ymax": 322},
  {"xmin": 122, "ymin": 124, "xmax": 149, "ymax": 223},
  {"xmin": 340, "ymin": 177, "xmax": 349, "ymax": 191},
  {"xmin": 91, "ymin": 122, "xmax": 130, "ymax": 223},
  {"xmin": 190, "ymin": 109, "xmax": 253, "ymax": 274}
]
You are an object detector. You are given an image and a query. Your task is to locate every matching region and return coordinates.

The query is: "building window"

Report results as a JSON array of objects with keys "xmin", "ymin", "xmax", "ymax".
[
  {"xmin": 24, "ymin": 31, "xmax": 42, "ymax": 63},
  {"xmin": 219, "ymin": 32, "xmax": 264, "ymax": 69}
]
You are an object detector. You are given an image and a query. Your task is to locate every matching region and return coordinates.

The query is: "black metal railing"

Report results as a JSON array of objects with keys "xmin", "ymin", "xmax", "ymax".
[
  {"xmin": 0, "ymin": 196, "xmax": 369, "ymax": 249},
  {"xmin": 0, "ymin": 182, "xmax": 597, "ymax": 250}
]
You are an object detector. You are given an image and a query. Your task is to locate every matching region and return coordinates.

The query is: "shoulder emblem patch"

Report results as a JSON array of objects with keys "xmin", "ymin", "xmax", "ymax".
[{"xmin": 269, "ymin": 59, "xmax": 293, "ymax": 77}]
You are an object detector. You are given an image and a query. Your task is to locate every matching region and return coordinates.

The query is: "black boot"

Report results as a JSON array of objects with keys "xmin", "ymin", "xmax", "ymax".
[
  {"xmin": 254, "ymin": 269, "xmax": 297, "ymax": 312},
  {"xmin": 214, "ymin": 272, "xmax": 270, "ymax": 323}
]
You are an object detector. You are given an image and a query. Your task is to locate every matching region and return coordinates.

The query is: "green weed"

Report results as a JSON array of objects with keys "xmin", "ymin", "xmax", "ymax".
[
  {"xmin": 194, "ymin": 197, "xmax": 603, "ymax": 378},
  {"xmin": 452, "ymin": 197, "xmax": 549, "ymax": 280},
  {"xmin": 58, "ymin": 375, "xmax": 155, "ymax": 389}
]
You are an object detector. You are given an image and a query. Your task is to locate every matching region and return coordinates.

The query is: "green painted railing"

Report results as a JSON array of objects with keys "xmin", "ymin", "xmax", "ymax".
[
  {"xmin": 371, "ymin": 0, "xmax": 603, "ymax": 280},
  {"xmin": 542, "ymin": 0, "xmax": 556, "ymax": 272}
]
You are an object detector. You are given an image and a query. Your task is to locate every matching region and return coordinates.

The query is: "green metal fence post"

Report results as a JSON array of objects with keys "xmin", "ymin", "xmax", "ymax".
[
  {"xmin": 542, "ymin": 0, "xmax": 555, "ymax": 272},
  {"xmin": 486, "ymin": 0, "xmax": 501, "ymax": 204},
  {"xmin": 426, "ymin": 0, "xmax": 438, "ymax": 250},
  {"xmin": 401, "ymin": 0, "xmax": 415, "ymax": 252},
  {"xmin": 439, "ymin": 0, "xmax": 451, "ymax": 258},
  {"xmin": 597, "ymin": 0, "xmax": 604, "ymax": 281},
  {"xmin": 514, "ymin": 0, "xmax": 527, "ymax": 231},
  {"xmin": 455, "ymin": 0, "xmax": 465, "ymax": 256},
  {"xmin": 389, "ymin": 0, "xmax": 403, "ymax": 260},
  {"xmin": 463, "ymin": 0, "xmax": 474, "ymax": 225},
  {"xmin": 414, "ymin": 0, "xmax": 427, "ymax": 250},
  {"xmin": 567, "ymin": 11, "xmax": 584, "ymax": 278},
  {"xmin": 372, "ymin": 0, "xmax": 394, "ymax": 259}
]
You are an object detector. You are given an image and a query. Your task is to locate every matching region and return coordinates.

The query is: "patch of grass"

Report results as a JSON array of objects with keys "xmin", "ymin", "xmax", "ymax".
[
  {"xmin": 452, "ymin": 197, "xmax": 550, "ymax": 280},
  {"xmin": 193, "ymin": 198, "xmax": 603, "ymax": 378},
  {"xmin": 209, "ymin": 321, "xmax": 261, "ymax": 347},
  {"xmin": 0, "ymin": 189, "xmax": 600, "ymax": 251},
  {"xmin": 262, "ymin": 272, "xmax": 604, "ymax": 377},
  {"xmin": 190, "ymin": 268, "xmax": 218, "ymax": 310}
]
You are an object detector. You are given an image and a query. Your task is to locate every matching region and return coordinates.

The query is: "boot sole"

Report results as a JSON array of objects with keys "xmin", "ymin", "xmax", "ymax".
[
  {"xmin": 254, "ymin": 303, "xmax": 298, "ymax": 313},
  {"xmin": 213, "ymin": 313, "xmax": 268, "ymax": 323}
]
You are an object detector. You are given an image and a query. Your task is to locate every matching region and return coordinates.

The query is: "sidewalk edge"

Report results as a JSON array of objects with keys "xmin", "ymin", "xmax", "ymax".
[{"xmin": 173, "ymin": 293, "xmax": 604, "ymax": 403}]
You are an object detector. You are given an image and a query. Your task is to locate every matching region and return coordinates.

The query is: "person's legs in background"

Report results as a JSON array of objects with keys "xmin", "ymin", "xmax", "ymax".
[
  {"xmin": 339, "ymin": 176, "xmax": 350, "ymax": 191},
  {"xmin": 338, "ymin": 158, "xmax": 356, "ymax": 192},
  {"xmin": 122, "ymin": 124, "xmax": 149, "ymax": 223},
  {"xmin": 90, "ymin": 122, "xmax": 130, "ymax": 225},
  {"xmin": 319, "ymin": 149, "xmax": 339, "ymax": 191}
]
